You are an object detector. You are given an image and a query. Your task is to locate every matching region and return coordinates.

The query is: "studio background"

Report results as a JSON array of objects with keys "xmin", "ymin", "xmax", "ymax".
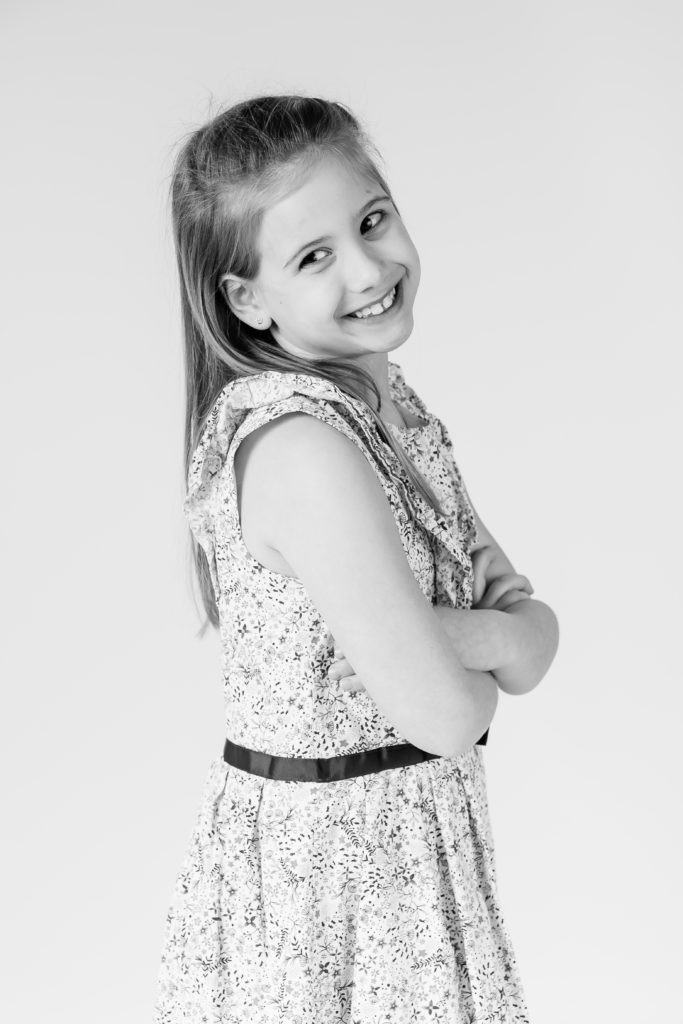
[{"xmin": 2, "ymin": 1, "xmax": 680, "ymax": 1021}]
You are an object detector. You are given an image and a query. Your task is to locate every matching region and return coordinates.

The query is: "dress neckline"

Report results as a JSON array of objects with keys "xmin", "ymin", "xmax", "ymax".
[
  {"xmin": 386, "ymin": 415, "xmax": 431, "ymax": 434},
  {"xmin": 386, "ymin": 365, "xmax": 432, "ymax": 433}
]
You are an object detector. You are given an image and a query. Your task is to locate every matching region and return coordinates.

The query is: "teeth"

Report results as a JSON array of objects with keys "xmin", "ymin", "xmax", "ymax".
[{"xmin": 351, "ymin": 285, "xmax": 397, "ymax": 319}]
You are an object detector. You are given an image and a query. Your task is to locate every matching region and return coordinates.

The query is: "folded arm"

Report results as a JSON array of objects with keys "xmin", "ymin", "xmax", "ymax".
[
  {"xmin": 251, "ymin": 412, "xmax": 499, "ymax": 758},
  {"xmin": 434, "ymin": 599, "xmax": 559, "ymax": 695},
  {"xmin": 436, "ymin": 483, "xmax": 560, "ymax": 695}
]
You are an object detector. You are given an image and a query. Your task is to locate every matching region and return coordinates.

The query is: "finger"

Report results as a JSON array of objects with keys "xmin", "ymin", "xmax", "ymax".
[
  {"xmin": 478, "ymin": 574, "xmax": 531, "ymax": 609},
  {"xmin": 328, "ymin": 657, "xmax": 354, "ymax": 680},
  {"xmin": 470, "ymin": 547, "xmax": 495, "ymax": 606},
  {"xmin": 479, "ymin": 577, "xmax": 523, "ymax": 607},
  {"xmin": 493, "ymin": 579, "xmax": 533, "ymax": 604},
  {"xmin": 339, "ymin": 675, "xmax": 365, "ymax": 692},
  {"xmin": 476, "ymin": 576, "xmax": 510, "ymax": 609},
  {"xmin": 492, "ymin": 590, "xmax": 531, "ymax": 611}
]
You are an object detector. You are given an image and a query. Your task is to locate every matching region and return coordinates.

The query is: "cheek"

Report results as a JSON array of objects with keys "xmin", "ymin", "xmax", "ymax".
[
  {"xmin": 407, "ymin": 244, "xmax": 421, "ymax": 289},
  {"xmin": 392, "ymin": 225, "xmax": 419, "ymax": 266},
  {"xmin": 403, "ymin": 230, "xmax": 420, "ymax": 266},
  {"xmin": 303, "ymin": 281, "xmax": 341, "ymax": 318}
]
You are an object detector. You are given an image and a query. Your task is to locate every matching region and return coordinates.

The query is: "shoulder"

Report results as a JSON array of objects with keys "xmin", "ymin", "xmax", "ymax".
[
  {"xmin": 235, "ymin": 409, "xmax": 375, "ymax": 496},
  {"xmin": 235, "ymin": 409, "xmax": 399, "ymax": 553}
]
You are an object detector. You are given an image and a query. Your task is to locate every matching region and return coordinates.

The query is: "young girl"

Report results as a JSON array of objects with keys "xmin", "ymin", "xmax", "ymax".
[{"xmin": 154, "ymin": 94, "xmax": 559, "ymax": 1024}]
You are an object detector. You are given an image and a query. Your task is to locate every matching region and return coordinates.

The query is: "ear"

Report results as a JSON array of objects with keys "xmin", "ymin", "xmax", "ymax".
[{"xmin": 220, "ymin": 273, "xmax": 271, "ymax": 330}]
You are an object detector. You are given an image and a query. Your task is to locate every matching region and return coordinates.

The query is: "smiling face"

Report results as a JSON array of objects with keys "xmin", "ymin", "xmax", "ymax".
[{"xmin": 226, "ymin": 152, "xmax": 421, "ymax": 364}]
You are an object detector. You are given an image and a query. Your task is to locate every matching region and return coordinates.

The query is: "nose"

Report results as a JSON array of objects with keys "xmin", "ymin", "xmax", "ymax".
[{"xmin": 342, "ymin": 239, "xmax": 386, "ymax": 295}]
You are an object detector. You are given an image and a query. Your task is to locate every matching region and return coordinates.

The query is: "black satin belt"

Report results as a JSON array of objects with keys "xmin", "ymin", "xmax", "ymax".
[{"xmin": 223, "ymin": 729, "xmax": 488, "ymax": 783}]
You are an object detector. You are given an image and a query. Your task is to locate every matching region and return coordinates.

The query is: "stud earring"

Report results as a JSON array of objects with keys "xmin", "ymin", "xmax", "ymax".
[{"xmin": 256, "ymin": 316, "xmax": 264, "ymax": 326}]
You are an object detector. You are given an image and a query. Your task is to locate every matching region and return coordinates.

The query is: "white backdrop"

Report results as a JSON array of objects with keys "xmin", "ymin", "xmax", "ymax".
[{"xmin": 2, "ymin": 1, "xmax": 681, "ymax": 1021}]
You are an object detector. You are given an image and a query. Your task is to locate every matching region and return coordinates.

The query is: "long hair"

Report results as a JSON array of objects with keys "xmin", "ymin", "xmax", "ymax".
[{"xmin": 168, "ymin": 94, "xmax": 448, "ymax": 632}]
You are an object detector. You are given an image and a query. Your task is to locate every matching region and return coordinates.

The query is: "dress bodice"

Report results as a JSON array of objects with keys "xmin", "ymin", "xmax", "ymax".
[{"xmin": 183, "ymin": 361, "xmax": 480, "ymax": 757}]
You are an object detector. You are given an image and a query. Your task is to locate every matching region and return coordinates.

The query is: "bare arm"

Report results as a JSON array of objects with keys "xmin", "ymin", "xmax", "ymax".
[
  {"xmin": 250, "ymin": 412, "xmax": 499, "ymax": 758},
  {"xmin": 433, "ymin": 605, "xmax": 511, "ymax": 672},
  {"xmin": 445, "ymin": 483, "xmax": 561, "ymax": 694},
  {"xmin": 434, "ymin": 599, "xmax": 560, "ymax": 695}
]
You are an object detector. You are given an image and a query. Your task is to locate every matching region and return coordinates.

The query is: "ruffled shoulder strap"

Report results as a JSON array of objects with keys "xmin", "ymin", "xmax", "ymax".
[
  {"xmin": 184, "ymin": 364, "xmax": 473, "ymax": 600},
  {"xmin": 388, "ymin": 360, "xmax": 430, "ymax": 421},
  {"xmin": 389, "ymin": 361, "xmax": 477, "ymax": 550}
]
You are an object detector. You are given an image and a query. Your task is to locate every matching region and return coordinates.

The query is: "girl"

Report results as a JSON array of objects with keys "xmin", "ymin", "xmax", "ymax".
[{"xmin": 154, "ymin": 94, "xmax": 559, "ymax": 1024}]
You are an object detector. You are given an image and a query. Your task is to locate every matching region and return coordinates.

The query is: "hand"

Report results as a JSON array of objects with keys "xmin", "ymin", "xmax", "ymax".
[
  {"xmin": 329, "ymin": 553, "xmax": 535, "ymax": 692},
  {"xmin": 327, "ymin": 645, "xmax": 366, "ymax": 693},
  {"xmin": 471, "ymin": 546, "xmax": 534, "ymax": 610},
  {"xmin": 477, "ymin": 582, "xmax": 533, "ymax": 611}
]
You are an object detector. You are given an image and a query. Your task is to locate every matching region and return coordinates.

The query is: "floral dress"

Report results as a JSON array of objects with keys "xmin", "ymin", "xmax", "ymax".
[{"xmin": 153, "ymin": 361, "xmax": 529, "ymax": 1024}]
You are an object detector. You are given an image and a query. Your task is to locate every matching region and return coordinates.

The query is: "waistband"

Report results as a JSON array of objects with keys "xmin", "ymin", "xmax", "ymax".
[{"xmin": 223, "ymin": 728, "xmax": 488, "ymax": 783}]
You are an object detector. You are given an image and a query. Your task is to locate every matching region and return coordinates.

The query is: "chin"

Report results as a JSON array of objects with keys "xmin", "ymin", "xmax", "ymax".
[{"xmin": 391, "ymin": 315, "xmax": 415, "ymax": 348}]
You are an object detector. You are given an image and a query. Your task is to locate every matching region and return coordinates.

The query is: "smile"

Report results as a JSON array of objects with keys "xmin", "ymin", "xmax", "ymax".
[{"xmin": 346, "ymin": 280, "xmax": 401, "ymax": 319}]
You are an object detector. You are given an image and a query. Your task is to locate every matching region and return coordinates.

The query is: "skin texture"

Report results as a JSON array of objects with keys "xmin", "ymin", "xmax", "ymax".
[
  {"xmin": 331, "ymin": 514, "xmax": 559, "ymax": 695},
  {"xmin": 223, "ymin": 151, "xmax": 558, "ymax": 722},
  {"xmin": 223, "ymin": 152, "xmax": 421, "ymax": 414}
]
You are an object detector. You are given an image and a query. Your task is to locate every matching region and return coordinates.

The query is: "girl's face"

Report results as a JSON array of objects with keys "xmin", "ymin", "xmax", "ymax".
[{"xmin": 228, "ymin": 154, "xmax": 421, "ymax": 362}]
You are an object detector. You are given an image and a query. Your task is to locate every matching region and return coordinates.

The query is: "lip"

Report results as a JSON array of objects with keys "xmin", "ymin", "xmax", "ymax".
[{"xmin": 344, "ymin": 278, "xmax": 403, "ymax": 320}]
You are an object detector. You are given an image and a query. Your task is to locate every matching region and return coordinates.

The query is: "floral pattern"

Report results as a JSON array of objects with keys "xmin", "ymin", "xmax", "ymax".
[{"xmin": 153, "ymin": 362, "xmax": 529, "ymax": 1023}]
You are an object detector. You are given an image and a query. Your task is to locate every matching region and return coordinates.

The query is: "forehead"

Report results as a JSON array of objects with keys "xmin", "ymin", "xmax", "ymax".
[{"xmin": 258, "ymin": 154, "xmax": 380, "ymax": 254}]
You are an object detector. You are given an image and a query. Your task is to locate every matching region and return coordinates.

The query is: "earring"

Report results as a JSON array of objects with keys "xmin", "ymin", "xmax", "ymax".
[{"xmin": 256, "ymin": 316, "xmax": 264, "ymax": 326}]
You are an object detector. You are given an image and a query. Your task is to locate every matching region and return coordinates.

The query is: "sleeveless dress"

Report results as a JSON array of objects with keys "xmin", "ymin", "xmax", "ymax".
[{"xmin": 153, "ymin": 361, "xmax": 529, "ymax": 1024}]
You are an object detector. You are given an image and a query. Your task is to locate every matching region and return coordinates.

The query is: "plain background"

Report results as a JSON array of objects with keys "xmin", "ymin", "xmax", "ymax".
[{"xmin": 2, "ymin": 1, "xmax": 681, "ymax": 1020}]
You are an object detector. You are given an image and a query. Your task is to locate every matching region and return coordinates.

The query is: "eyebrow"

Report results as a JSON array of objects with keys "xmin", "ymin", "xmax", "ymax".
[{"xmin": 283, "ymin": 194, "xmax": 391, "ymax": 269}]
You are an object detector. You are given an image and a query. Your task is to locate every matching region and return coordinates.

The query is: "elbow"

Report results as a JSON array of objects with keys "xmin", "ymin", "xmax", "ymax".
[
  {"xmin": 526, "ymin": 607, "xmax": 560, "ymax": 692},
  {"xmin": 445, "ymin": 673, "xmax": 499, "ymax": 758},
  {"xmin": 494, "ymin": 666, "xmax": 543, "ymax": 696},
  {"xmin": 495, "ymin": 603, "xmax": 560, "ymax": 696}
]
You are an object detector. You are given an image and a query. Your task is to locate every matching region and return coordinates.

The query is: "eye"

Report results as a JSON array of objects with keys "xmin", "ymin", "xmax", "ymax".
[
  {"xmin": 361, "ymin": 209, "xmax": 387, "ymax": 233},
  {"xmin": 299, "ymin": 248, "xmax": 329, "ymax": 269},
  {"xmin": 297, "ymin": 208, "xmax": 390, "ymax": 270}
]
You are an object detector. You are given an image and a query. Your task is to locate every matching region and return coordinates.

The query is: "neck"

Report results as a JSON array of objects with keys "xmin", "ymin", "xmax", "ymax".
[{"xmin": 351, "ymin": 351, "xmax": 392, "ymax": 405}]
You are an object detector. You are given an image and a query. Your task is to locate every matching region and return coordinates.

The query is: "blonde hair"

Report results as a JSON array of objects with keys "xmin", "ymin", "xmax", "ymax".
[{"xmin": 169, "ymin": 94, "xmax": 446, "ymax": 631}]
